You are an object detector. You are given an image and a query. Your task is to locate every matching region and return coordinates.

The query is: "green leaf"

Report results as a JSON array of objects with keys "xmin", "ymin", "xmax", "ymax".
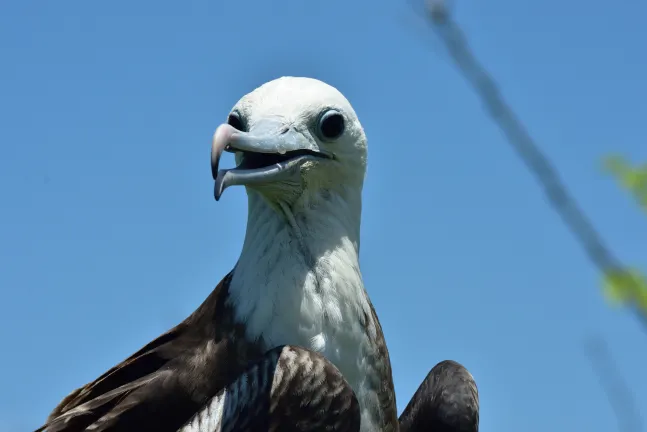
[
  {"xmin": 602, "ymin": 155, "xmax": 647, "ymax": 213},
  {"xmin": 602, "ymin": 268, "xmax": 647, "ymax": 313}
]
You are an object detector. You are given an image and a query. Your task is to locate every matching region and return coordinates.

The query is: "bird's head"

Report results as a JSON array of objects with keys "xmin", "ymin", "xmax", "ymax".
[{"xmin": 211, "ymin": 77, "xmax": 367, "ymax": 207}]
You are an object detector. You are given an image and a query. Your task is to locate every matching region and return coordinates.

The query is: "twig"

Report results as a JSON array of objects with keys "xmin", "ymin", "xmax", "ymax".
[
  {"xmin": 414, "ymin": 0, "xmax": 647, "ymax": 329},
  {"xmin": 584, "ymin": 336, "xmax": 643, "ymax": 432}
]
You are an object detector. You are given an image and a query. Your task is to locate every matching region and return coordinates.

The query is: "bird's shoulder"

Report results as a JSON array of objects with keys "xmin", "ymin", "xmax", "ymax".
[{"xmin": 39, "ymin": 271, "xmax": 264, "ymax": 432}]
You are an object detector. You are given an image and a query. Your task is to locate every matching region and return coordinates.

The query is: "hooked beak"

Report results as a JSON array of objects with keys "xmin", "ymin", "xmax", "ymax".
[{"xmin": 210, "ymin": 119, "xmax": 333, "ymax": 201}]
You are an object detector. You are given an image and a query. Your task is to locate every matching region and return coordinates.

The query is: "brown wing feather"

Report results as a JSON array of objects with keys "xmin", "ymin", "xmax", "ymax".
[
  {"xmin": 180, "ymin": 345, "xmax": 360, "ymax": 432},
  {"xmin": 367, "ymin": 301, "xmax": 399, "ymax": 432},
  {"xmin": 37, "ymin": 374, "xmax": 160, "ymax": 432},
  {"xmin": 398, "ymin": 360, "xmax": 479, "ymax": 432},
  {"xmin": 45, "ymin": 325, "xmax": 183, "ymax": 423},
  {"xmin": 37, "ymin": 272, "xmax": 264, "ymax": 432}
]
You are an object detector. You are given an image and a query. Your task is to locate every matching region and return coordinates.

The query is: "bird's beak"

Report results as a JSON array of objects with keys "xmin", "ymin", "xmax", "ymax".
[{"xmin": 211, "ymin": 119, "xmax": 333, "ymax": 201}]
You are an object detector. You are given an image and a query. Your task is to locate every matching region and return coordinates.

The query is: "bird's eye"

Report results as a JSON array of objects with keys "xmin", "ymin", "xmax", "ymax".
[
  {"xmin": 227, "ymin": 112, "xmax": 245, "ymax": 132},
  {"xmin": 318, "ymin": 110, "xmax": 345, "ymax": 140}
]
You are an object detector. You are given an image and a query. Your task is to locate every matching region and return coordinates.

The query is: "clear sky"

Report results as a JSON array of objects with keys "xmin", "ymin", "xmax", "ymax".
[{"xmin": 1, "ymin": 0, "xmax": 646, "ymax": 431}]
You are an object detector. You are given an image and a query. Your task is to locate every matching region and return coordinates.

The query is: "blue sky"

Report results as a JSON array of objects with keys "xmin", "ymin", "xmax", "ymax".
[{"xmin": 1, "ymin": 0, "xmax": 646, "ymax": 430}]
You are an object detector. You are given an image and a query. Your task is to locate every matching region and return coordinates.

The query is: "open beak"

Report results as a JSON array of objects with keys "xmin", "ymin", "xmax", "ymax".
[{"xmin": 211, "ymin": 119, "xmax": 333, "ymax": 201}]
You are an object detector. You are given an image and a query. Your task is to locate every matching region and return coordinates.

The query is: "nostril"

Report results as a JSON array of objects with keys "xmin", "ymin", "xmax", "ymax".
[{"xmin": 280, "ymin": 127, "xmax": 289, "ymax": 135}]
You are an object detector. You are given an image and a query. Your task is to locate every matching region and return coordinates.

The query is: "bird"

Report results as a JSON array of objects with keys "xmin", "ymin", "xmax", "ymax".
[
  {"xmin": 36, "ymin": 76, "xmax": 480, "ymax": 432},
  {"xmin": 37, "ymin": 77, "xmax": 398, "ymax": 432}
]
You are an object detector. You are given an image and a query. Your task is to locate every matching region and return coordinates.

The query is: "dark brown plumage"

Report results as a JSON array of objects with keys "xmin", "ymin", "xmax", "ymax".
[
  {"xmin": 398, "ymin": 360, "xmax": 479, "ymax": 432},
  {"xmin": 180, "ymin": 345, "xmax": 360, "ymax": 432},
  {"xmin": 36, "ymin": 274, "xmax": 361, "ymax": 432},
  {"xmin": 37, "ymin": 274, "xmax": 259, "ymax": 431}
]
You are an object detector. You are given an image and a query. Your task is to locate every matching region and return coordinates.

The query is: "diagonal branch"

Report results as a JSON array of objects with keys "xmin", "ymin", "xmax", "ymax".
[{"xmin": 413, "ymin": 0, "xmax": 647, "ymax": 329}]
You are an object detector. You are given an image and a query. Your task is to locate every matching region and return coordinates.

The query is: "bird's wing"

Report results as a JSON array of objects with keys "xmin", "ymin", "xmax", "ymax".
[
  {"xmin": 43, "ymin": 322, "xmax": 186, "ymax": 424},
  {"xmin": 398, "ymin": 360, "xmax": 479, "ymax": 432},
  {"xmin": 35, "ymin": 373, "xmax": 161, "ymax": 432},
  {"xmin": 366, "ymin": 301, "xmax": 399, "ymax": 430},
  {"xmin": 36, "ymin": 272, "xmax": 264, "ymax": 432},
  {"xmin": 180, "ymin": 345, "xmax": 361, "ymax": 432}
]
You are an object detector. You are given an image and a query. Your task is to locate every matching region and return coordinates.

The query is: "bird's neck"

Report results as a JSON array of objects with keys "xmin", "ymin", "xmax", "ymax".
[{"xmin": 229, "ymin": 188, "xmax": 365, "ymax": 343}]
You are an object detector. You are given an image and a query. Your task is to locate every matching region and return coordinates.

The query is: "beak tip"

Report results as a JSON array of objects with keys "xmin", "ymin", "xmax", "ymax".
[
  {"xmin": 214, "ymin": 171, "xmax": 228, "ymax": 201},
  {"xmin": 214, "ymin": 183, "xmax": 222, "ymax": 201}
]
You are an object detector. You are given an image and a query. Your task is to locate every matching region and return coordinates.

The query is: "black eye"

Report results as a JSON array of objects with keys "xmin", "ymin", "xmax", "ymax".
[
  {"xmin": 227, "ymin": 112, "xmax": 245, "ymax": 131},
  {"xmin": 318, "ymin": 110, "xmax": 345, "ymax": 140}
]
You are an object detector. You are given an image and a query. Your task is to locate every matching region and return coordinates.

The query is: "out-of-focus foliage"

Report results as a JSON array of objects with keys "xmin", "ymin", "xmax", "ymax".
[
  {"xmin": 603, "ymin": 268, "xmax": 647, "ymax": 312},
  {"xmin": 602, "ymin": 155, "xmax": 647, "ymax": 318},
  {"xmin": 603, "ymin": 155, "xmax": 647, "ymax": 213}
]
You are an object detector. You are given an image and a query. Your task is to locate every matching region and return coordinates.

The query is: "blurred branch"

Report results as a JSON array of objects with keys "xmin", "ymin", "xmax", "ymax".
[
  {"xmin": 413, "ymin": 0, "xmax": 647, "ymax": 328},
  {"xmin": 585, "ymin": 336, "xmax": 643, "ymax": 432}
]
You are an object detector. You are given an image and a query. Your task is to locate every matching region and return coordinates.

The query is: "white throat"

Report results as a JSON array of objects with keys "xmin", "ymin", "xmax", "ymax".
[{"xmin": 228, "ymin": 188, "xmax": 385, "ymax": 431}]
